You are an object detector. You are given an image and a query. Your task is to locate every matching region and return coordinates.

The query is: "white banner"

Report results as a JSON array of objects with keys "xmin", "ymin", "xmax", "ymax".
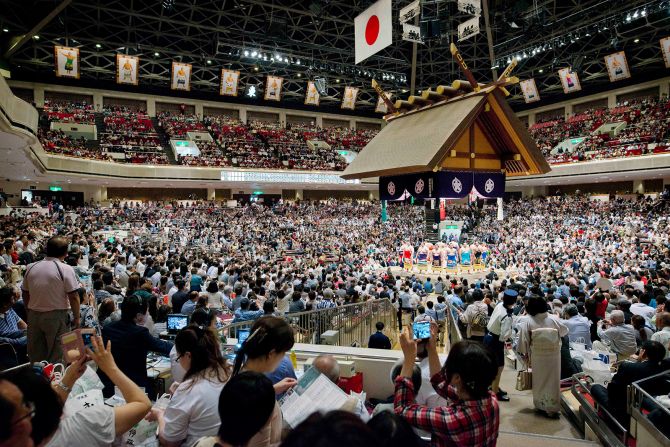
[
  {"xmin": 458, "ymin": 17, "xmax": 480, "ymax": 41},
  {"xmin": 305, "ymin": 81, "xmax": 320, "ymax": 106},
  {"xmin": 399, "ymin": 0, "xmax": 420, "ymax": 24},
  {"xmin": 220, "ymin": 70, "xmax": 240, "ymax": 96},
  {"xmin": 116, "ymin": 55, "xmax": 139, "ymax": 85},
  {"xmin": 604, "ymin": 51, "xmax": 631, "ymax": 82},
  {"xmin": 520, "ymin": 79, "xmax": 540, "ymax": 104},
  {"xmin": 54, "ymin": 46, "xmax": 80, "ymax": 79},
  {"xmin": 402, "ymin": 23, "xmax": 424, "ymax": 44},
  {"xmin": 662, "ymin": 37, "xmax": 670, "ymax": 68},
  {"xmin": 171, "ymin": 62, "xmax": 192, "ymax": 91},
  {"xmin": 265, "ymin": 76, "xmax": 283, "ymax": 101},
  {"xmin": 458, "ymin": 0, "xmax": 481, "ymax": 15},
  {"xmin": 558, "ymin": 67, "xmax": 581, "ymax": 94},
  {"xmin": 342, "ymin": 87, "xmax": 359, "ymax": 110}
]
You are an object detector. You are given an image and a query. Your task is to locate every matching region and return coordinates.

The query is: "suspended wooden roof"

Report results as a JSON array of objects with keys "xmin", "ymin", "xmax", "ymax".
[{"xmin": 341, "ymin": 85, "xmax": 551, "ymax": 180}]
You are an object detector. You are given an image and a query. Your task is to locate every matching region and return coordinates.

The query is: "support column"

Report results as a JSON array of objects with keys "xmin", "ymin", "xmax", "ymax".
[
  {"xmin": 239, "ymin": 108, "xmax": 248, "ymax": 124},
  {"xmin": 279, "ymin": 111, "xmax": 287, "ymax": 127},
  {"xmin": 315, "ymin": 116, "xmax": 323, "ymax": 128},
  {"xmin": 607, "ymin": 94, "xmax": 617, "ymax": 109},
  {"xmin": 633, "ymin": 179, "xmax": 645, "ymax": 194},
  {"xmin": 34, "ymin": 87, "xmax": 45, "ymax": 108},
  {"xmin": 349, "ymin": 119, "xmax": 356, "ymax": 130},
  {"xmin": 660, "ymin": 82, "xmax": 669, "ymax": 99},
  {"xmin": 564, "ymin": 103, "xmax": 573, "ymax": 119},
  {"xmin": 147, "ymin": 99, "xmax": 156, "ymax": 117},
  {"xmin": 497, "ymin": 197, "xmax": 503, "ymax": 221},
  {"xmin": 527, "ymin": 113, "xmax": 536, "ymax": 127},
  {"xmin": 93, "ymin": 92, "xmax": 103, "ymax": 112},
  {"xmin": 207, "ymin": 188, "xmax": 215, "ymax": 200},
  {"xmin": 195, "ymin": 103, "xmax": 204, "ymax": 119},
  {"xmin": 295, "ymin": 189, "xmax": 303, "ymax": 200}
]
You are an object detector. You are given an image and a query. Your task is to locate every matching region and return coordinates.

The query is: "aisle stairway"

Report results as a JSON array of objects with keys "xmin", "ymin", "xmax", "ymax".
[
  {"xmin": 94, "ymin": 114, "xmax": 105, "ymax": 138},
  {"xmin": 424, "ymin": 206, "xmax": 439, "ymax": 242},
  {"xmin": 152, "ymin": 117, "xmax": 178, "ymax": 165}
]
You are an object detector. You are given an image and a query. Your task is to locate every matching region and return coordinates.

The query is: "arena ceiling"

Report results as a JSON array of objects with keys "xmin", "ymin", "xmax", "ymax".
[{"xmin": 1, "ymin": 0, "xmax": 669, "ymax": 114}]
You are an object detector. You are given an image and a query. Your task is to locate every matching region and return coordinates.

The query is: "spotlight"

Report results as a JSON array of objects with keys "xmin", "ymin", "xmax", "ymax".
[
  {"xmin": 275, "ymin": 53, "xmax": 281, "ymax": 60},
  {"xmin": 625, "ymin": 13, "xmax": 632, "ymax": 22},
  {"xmin": 297, "ymin": 73, "xmax": 302, "ymax": 77},
  {"xmin": 336, "ymin": 79, "xmax": 341, "ymax": 83},
  {"xmin": 538, "ymin": 68, "xmax": 544, "ymax": 73},
  {"xmin": 634, "ymin": 38, "xmax": 640, "ymax": 43},
  {"xmin": 154, "ymin": 51, "xmax": 160, "ymax": 56},
  {"xmin": 254, "ymin": 66, "xmax": 259, "ymax": 71},
  {"xmin": 296, "ymin": 59, "xmax": 301, "ymax": 65},
  {"xmin": 207, "ymin": 59, "xmax": 212, "ymax": 64},
  {"xmin": 244, "ymin": 50, "xmax": 250, "ymax": 56},
  {"xmin": 632, "ymin": 10, "xmax": 639, "ymax": 19},
  {"xmin": 641, "ymin": 8, "xmax": 646, "ymax": 16},
  {"xmin": 33, "ymin": 35, "xmax": 39, "ymax": 40},
  {"xmin": 2, "ymin": 28, "xmax": 8, "ymax": 32},
  {"xmin": 95, "ymin": 43, "xmax": 102, "ymax": 48},
  {"xmin": 284, "ymin": 57, "xmax": 289, "ymax": 63},
  {"xmin": 251, "ymin": 50, "xmax": 257, "ymax": 57}
]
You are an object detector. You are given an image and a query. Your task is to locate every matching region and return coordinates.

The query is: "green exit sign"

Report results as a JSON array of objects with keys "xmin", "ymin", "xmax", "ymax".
[
  {"xmin": 49, "ymin": 186, "xmax": 62, "ymax": 191},
  {"xmin": 445, "ymin": 225, "xmax": 459, "ymax": 229},
  {"xmin": 175, "ymin": 141, "xmax": 190, "ymax": 147}
]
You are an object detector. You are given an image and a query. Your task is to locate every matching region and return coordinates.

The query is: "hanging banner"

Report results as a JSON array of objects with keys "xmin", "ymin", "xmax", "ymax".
[
  {"xmin": 116, "ymin": 55, "xmax": 139, "ymax": 85},
  {"xmin": 405, "ymin": 172, "xmax": 435, "ymax": 199},
  {"xmin": 435, "ymin": 171, "xmax": 474, "ymax": 199},
  {"xmin": 305, "ymin": 81, "xmax": 320, "ymax": 106},
  {"xmin": 604, "ymin": 51, "xmax": 630, "ymax": 82},
  {"xmin": 220, "ymin": 69, "xmax": 240, "ymax": 96},
  {"xmin": 558, "ymin": 67, "xmax": 581, "ymax": 94},
  {"xmin": 661, "ymin": 37, "xmax": 670, "ymax": 68},
  {"xmin": 472, "ymin": 172, "xmax": 506, "ymax": 198},
  {"xmin": 265, "ymin": 75, "xmax": 283, "ymax": 101},
  {"xmin": 457, "ymin": 0, "xmax": 481, "ymax": 15},
  {"xmin": 171, "ymin": 62, "xmax": 192, "ymax": 91},
  {"xmin": 342, "ymin": 86, "xmax": 359, "ymax": 110},
  {"xmin": 399, "ymin": 0, "xmax": 420, "ymax": 24},
  {"xmin": 379, "ymin": 176, "xmax": 407, "ymax": 201},
  {"xmin": 54, "ymin": 46, "xmax": 80, "ymax": 79},
  {"xmin": 402, "ymin": 23, "xmax": 424, "ymax": 44},
  {"xmin": 457, "ymin": 16, "xmax": 479, "ymax": 41},
  {"xmin": 520, "ymin": 78, "xmax": 540, "ymax": 103},
  {"xmin": 375, "ymin": 93, "xmax": 393, "ymax": 113}
]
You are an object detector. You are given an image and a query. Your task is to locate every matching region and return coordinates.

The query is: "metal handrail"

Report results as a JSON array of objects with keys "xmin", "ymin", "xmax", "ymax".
[{"xmin": 220, "ymin": 298, "xmax": 398, "ymax": 348}]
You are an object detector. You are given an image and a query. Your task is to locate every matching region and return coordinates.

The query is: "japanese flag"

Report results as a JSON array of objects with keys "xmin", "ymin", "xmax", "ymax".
[{"xmin": 355, "ymin": 0, "xmax": 393, "ymax": 64}]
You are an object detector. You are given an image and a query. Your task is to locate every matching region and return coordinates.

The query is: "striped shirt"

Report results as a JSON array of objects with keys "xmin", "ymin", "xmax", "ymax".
[{"xmin": 0, "ymin": 309, "xmax": 20, "ymax": 335}]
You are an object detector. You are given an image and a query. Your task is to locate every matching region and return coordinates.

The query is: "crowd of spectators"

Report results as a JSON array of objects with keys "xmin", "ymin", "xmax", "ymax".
[
  {"xmin": 100, "ymin": 106, "xmax": 169, "ymax": 165},
  {"xmin": 158, "ymin": 112, "xmax": 207, "ymax": 138},
  {"xmin": 38, "ymin": 129, "xmax": 112, "ymax": 161},
  {"xmin": 530, "ymin": 96, "xmax": 670, "ymax": 164},
  {"xmin": 42, "ymin": 99, "xmax": 96, "ymax": 124}
]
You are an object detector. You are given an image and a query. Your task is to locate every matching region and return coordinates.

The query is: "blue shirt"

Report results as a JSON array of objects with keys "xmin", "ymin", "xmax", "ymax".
[
  {"xmin": 181, "ymin": 300, "xmax": 197, "ymax": 316},
  {"xmin": 424, "ymin": 281, "xmax": 434, "ymax": 293},
  {"xmin": 0, "ymin": 309, "xmax": 20, "ymax": 335}
]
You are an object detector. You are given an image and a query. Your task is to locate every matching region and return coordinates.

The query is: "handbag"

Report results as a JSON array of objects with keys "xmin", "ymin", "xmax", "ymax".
[{"xmin": 516, "ymin": 369, "xmax": 532, "ymax": 391}]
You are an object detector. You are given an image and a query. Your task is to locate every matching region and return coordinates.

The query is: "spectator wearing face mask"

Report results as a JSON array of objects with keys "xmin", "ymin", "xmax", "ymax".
[{"xmin": 98, "ymin": 294, "xmax": 173, "ymax": 398}]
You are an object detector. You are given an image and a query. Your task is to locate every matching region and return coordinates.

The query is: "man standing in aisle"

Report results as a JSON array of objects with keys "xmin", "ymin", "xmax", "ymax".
[{"xmin": 22, "ymin": 236, "xmax": 80, "ymax": 363}]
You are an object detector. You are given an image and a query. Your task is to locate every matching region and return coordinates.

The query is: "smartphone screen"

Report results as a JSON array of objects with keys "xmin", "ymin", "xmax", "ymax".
[
  {"xmin": 413, "ymin": 321, "xmax": 431, "ymax": 340},
  {"xmin": 82, "ymin": 332, "xmax": 94, "ymax": 350}
]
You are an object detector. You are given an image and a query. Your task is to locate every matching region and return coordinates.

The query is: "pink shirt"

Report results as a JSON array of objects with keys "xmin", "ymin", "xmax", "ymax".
[{"xmin": 22, "ymin": 257, "xmax": 79, "ymax": 311}]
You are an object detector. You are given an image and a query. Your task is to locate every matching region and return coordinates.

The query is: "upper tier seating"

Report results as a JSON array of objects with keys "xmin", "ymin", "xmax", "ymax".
[
  {"xmin": 43, "ymin": 100, "xmax": 96, "ymax": 124},
  {"xmin": 99, "ymin": 106, "xmax": 169, "ymax": 165}
]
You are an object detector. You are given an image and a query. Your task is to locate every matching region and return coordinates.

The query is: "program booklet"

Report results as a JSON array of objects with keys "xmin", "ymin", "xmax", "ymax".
[{"xmin": 279, "ymin": 367, "xmax": 349, "ymax": 428}]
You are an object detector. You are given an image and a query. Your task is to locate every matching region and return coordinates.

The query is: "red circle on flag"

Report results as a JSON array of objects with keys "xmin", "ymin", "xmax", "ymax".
[{"xmin": 365, "ymin": 15, "xmax": 380, "ymax": 45}]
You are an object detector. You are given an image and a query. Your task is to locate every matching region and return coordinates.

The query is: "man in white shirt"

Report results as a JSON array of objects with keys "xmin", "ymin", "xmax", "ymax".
[
  {"xmin": 651, "ymin": 312, "xmax": 670, "ymax": 358},
  {"xmin": 312, "ymin": 355, "xmax": 369, "ymax": 422},
  {"xmin": 630, "ymin": 296, "xmax": 655, "ymax": 324}
]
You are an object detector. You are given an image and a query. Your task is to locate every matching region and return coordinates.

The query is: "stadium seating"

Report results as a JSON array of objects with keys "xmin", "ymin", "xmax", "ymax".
[
  {"xmin": 100, "ymin": 107, "xmax": 169, "ymax": 164},
  {"xmin": 42, "ymin": 100, "xmax": 96, "ymax": 124}
]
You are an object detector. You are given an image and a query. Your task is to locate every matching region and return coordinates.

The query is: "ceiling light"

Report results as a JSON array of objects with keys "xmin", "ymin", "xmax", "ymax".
[
  {"xmin": 634, "ymin": 38, "xmax": 640, "ymax": 43},
  {"xmin": 154, "ymin": 52, "xmax": 159, "ymax": 56},
  {"xmin": 538, "ymin": 68, "xmax": 544, "ymax": 73},
  {"xmin": 297, "ymin": 73, "xmax": 302, "ymax": 77},
  {"xmin": 2, "ymin": 28, "xmax": 8, "ymax": 33},
  {"xmin": 632, "ymin": 10, "xmax": 639, "ymax": 19},
  {"xmin": 336, "ymin": 79, "xmax": 340, "ymax": 83},
  {"xmin": 244, "ymin": 50, "xmax": 249, "ymax": 56},
  {"xmin": 95, "ymin": 43, "xmax": 102, "ymax": 48},
  {"xmin": 207, "ymin": 59, "xmax": 212, "ymax": 64},
  {"xmin": 254, "ymin": 66, "xmax": 259, "ymax": 71},
  {"xmin": 33, "ymin": 35, "xmax": 39, "ymax": 40},
  {"xmin": 275, "ymin": 53, "xmax": 281, "ymax": 60},
  {"xmin": 251, "ymin": 50, "xmax": 257, "ymax": 57}
]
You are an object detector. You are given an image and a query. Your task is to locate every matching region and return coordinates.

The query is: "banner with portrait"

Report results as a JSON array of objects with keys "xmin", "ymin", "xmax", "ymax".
[
  {"xmin": 220, "ymin": 69, "xmax": 240, "ymax": 96},
  {"xmin": 604, "ymin": 51, "xmax": 630, "ymax": 82},
  {"xmin": 558, "ymin": 67, "xmax": 581, "ymax": 94},
  {"xmin": 171, "ymin": 62, "xmax": 192, "ymax": 91},
  {"xmin": 265, "ymin": 76, "xmax": 283, "ymax": 101},
  {"xmin": 457, "ymin": 0, "xmax": 481, "ymax": 15},
  {"xmin": 661, "ymin": 37, "xmax": 670, "ymax": 68},
  {"xmin": 342, "ymin": 86, "xmax": 359, "ymax": 110},
  {"xmin": 116, "ymin": 55, "xmax": 139, "ymax": 85},
  {"xmin": 375, "ymin": 94, "xmax": 393, "ymax": 113},
  {"xmin": 520, "ymin": 78, "xmax": 540, "ymax": 103},
  {"xmin": 54, "ymin": 46, "xmax": 80, "ymax": 79},
  {"xmin": 305, "ymin": 81, "xmax": 320, "ymax": 106}
]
